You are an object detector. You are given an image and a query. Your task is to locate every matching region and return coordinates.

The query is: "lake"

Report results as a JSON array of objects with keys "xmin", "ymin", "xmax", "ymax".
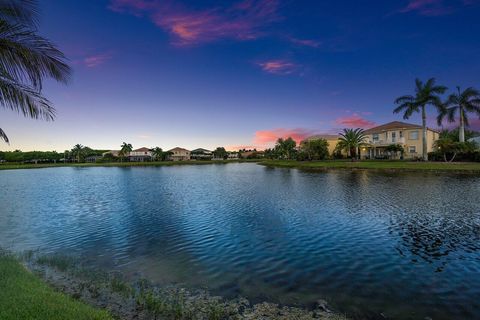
[{"xmin": 0, "ymin": 163, "xmax": 479, "ymax": 319}]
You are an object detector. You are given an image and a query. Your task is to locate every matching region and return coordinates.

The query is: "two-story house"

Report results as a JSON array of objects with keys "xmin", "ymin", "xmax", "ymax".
[
  {"xmin": 129, "ymin": 147, "xmax": 152, "ymax": 162},
  {"xmin": 168, "ymin": 147, "xmax": 191, "ymax": 161},
  {"xmin": 360, "ymin": 121, "xmax": 439, "ymax": 159}
]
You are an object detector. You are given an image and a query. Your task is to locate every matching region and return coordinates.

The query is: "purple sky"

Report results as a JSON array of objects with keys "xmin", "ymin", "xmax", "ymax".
[{"xmin": 2, "ymin": 0, "xmax": 480, "ymax": 152}]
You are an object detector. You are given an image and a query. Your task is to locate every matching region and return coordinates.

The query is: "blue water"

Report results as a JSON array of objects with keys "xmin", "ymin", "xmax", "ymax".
[{"xmin": 0, "ymin": 164, "xmax": 479, "ymax": 319}]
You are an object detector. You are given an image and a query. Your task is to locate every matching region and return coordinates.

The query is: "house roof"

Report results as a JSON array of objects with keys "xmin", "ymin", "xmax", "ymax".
[
  {"xmin": 191, "ymin": 148, "xmax": 212, "ymax": 153},
  {"xmin": 133, "ymin": 147, "xmax": 151, "ymax": 152},
  {"xmin": 168, "ymin": 147, "xmax": 190, "ymax": 152},
  {"xmin": 363, "ymin": 121, "xmax": 439, "ymax": 134}
]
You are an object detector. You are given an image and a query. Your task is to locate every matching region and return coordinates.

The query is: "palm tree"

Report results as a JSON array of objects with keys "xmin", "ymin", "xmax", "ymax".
[
  {"xmin": 0, "ymin": 0, "xmax": 71, "ymax": 144},
  {"xmin": 71, "ymin": 144, "xmax": 83, "ymax": 163},
  {"xmin": 151, "ymin": 147, "xmax": 163, "ymax": 161},
  {"xmin": 337, "ymin": 128, "xmax": 367, "ymax": 160},
  {"xmin": 119, "ymin": 142, "xmax": 132, "ymax": 162},
  {"xmin": 394, "ymin": 78, "xmax": 447, "ymax": 161},
  {"xmin": 437, "ymin": 87, "xmax": 480, "ymax": 143}
]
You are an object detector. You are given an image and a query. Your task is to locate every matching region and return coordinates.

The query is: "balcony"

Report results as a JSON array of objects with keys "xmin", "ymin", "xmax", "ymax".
[{"xmin": 366, "ymin": 137, "xmax": 406, "ymax": 146}]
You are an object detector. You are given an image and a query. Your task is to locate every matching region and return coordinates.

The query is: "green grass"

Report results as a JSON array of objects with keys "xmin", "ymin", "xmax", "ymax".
[
  {"xmin": 260, "ymin": 159, "xmax": 480, "ymax": 172},
  {"xmin": 0, "ymin": 159, "xmax": 258, "ymax": 171},
  {"xmin": 0, "ymin": 253, "xmax": 112, "ymax": 320}
]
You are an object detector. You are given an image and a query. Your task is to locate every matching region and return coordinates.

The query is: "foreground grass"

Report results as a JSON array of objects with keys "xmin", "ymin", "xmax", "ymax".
[
  {"xmin": 0, "ymin": 253, "xmax": 112, "ymax": 320},
  {"xmin": 261, "ymin": 159, "xmax": 480, "ymax": 172},
  {"xmin": 0, "ymin": 159, "xmax": 257, "ymax": 171}
]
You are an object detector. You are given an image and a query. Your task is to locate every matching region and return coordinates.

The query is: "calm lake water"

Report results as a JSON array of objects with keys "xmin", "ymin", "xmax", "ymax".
[{"xmin": 1, "ymin": 163, "xmax": 479, "ymax": 319}]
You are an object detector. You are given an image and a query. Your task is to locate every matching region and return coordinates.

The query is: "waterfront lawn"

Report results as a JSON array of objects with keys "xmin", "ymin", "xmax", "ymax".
[
  {"xmin": 0, "ymin": 253, "xmax": 112, "ymax": 320},
  {"xmin": 261, "ymin": 160, "xmax": 480, "ymax": 172}
]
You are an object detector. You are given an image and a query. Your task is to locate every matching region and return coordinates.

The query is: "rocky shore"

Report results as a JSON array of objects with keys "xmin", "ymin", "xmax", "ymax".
[{"xmin": 21, "ymin": 252, "xmax": 347, "ymax": 320}]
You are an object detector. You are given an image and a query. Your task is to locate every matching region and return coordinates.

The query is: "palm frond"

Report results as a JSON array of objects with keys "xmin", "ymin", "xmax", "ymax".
[
  {"xmin": 0, "ymin": 21, "xmax": 71, "ymax": 89},
  {"xmin": 0, "ymin": 0, "xmax": 38, "ymax": 27},
  {"xmin": 394, "ymin": 95, "xmax": 414, "ymax": 104},
  {"xmin": 0, "ymin": 126, "xmax": 9, "ymax": 143},
  {"xmin": 0, "ymin": 75, "xmax": 55, "ymax": 120}
]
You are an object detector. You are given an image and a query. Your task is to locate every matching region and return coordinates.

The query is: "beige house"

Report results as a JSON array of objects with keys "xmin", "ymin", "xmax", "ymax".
[
  {"xmin": 168, "ymin": 147, "xmax": 191, "ymax": 161},
  {"xmin": 360, "ymin": 121, "xmax": 439, "ymax": 159}
]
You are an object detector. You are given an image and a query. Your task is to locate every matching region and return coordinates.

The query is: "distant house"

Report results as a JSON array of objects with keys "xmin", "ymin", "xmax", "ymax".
[
  {"xmin": 190, "ymin": 148, "xmax": 213, "ymax": 160},
  {"xmin": 240, "ymin": 150, "xmax": 264, "ymax": 159},
  {"xmin": 228, "ymin": 152, "xmax": 239, "ymax": 160},
  {"xmin": 168, "ymin": 147, "xmax": 191, "ymax": 161},
  {"xmin": 85, "ymin": 155, "xmax": 102, "ymax": 163},
  {"xmin": 103, "ymin": 150, "xmax": 120, "ymax": 157},
  {"xmin": 361, "ymin": 121, "xmax": 439, "ymax": 159},
  {"xmin": 129, "ymin": 147, "xmax": 152, "ymax": 162}
]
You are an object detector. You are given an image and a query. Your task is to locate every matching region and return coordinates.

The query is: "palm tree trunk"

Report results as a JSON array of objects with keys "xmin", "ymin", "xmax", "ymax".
[
  {"xmin": 459, "ymin": 107, "xmax": 465, "ymax": 143},
  {"xmin": 422, "ymin": 105, "xmax": 428, "ymax": 161}
]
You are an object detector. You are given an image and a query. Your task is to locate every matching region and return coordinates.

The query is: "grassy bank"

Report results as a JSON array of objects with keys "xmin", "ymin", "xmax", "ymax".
[
  {"xmin": 0, "ymin": 252, "xmax": 111, "ymax": 320},
  {"xmin": 0, "ymin": 159, "xmax": 257, "ymax": 171},
  {"xmin": 260, "ymin": 160, "xmax": 480, "ymax": 172}
]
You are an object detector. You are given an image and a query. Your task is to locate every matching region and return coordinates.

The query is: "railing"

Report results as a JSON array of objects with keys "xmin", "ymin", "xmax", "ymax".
[{"xmin": 367, "ymin": 137, "xmax": 406, "ymax": 145}]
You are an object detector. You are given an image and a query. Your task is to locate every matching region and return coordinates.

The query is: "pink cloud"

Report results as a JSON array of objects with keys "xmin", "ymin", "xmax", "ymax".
[
  {"xmin": 108, "ymin": 0, "xmax": 280, "ymax": 46},
  {"xmin": 288, "ymin": 37, "xmax": 321, "ymax": 48},
  {"xmin": 254, "ymin": 128, "xmax": 316, "ymax": 146},
  {"xmin": 84, "ymin": 53, "xmax": 112, "ymax": 68},
  {"xmin": 257, "ymin": 59, "xmax": 298, "ymax": 75},
  {"xmin": 335, "ymin": 114, "xmax": 376, "ymax": 129}
]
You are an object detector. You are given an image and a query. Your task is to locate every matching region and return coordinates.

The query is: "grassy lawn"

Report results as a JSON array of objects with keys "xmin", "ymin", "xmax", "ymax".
[
  {"xmin": 0, "ymin": 253, "xmax": 112, "ymax": 320},
  {"xmin": 260, "ymin": 159, "xmax": 480, "ymax": 172},
  {"xmin": 0, "ymin": 159, "xmax": 257, "ymax": 171}
]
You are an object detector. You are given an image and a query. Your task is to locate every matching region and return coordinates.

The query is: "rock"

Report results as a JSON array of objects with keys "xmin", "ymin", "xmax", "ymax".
[{"xmin": 316, "ymin": 299, "xmax": 331, "ymax": 313}]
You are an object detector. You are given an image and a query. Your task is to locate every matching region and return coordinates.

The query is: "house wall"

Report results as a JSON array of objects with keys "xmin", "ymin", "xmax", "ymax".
[{"xmin": 359, "ymin": 128, "xmax": 439, "ymax": 159}]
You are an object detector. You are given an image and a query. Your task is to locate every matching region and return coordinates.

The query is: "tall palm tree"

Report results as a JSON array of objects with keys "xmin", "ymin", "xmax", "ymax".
[
  {"xmin": 119, "ymin": 142, "xmax": 132, "ymax": 162},
  {"xmin": 337, "ymin": 128, "xmax": 367, "ymax": 160},
  {"xmin": 151, "ymin": 147, "xmax": 163, "ymax": 161},
  {"xmin": 437, "ymin": 87, "xmax": 480, "ymax": 143},
  {"xmin": 0, "ymin": 0, "xmax": 71, "ymax": 144},
  {"xmin": 71, "ymin": 144, "xmax": 83, "ymax": 163},
  {"xmin": 394, "ymin": 78, "xmax": 447, "ymax": 161}
]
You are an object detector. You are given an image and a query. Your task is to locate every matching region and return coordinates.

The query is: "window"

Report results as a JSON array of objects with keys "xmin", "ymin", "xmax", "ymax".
[
  {"xmin": 409, "ymin": 131, "xmax": 419, "ymax": 140},
  {"xmin": 399, "ymin": 131, "xmax": 403, "ymax": 138},
  {"xmin": 409, "ymin": 146, "xmax": 416, "ymax": 153},
  {"xmin": 373, "ymin": 134, "xmax": 379, "ymax": 142},
  {"xmin": 392, "ymin": 132, "xmax": 396, "ymax": 142}
]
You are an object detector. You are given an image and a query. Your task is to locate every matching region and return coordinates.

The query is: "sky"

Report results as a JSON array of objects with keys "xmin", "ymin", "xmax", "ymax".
[{"xmin": 2, "ymin": 0, "xmax": 480, "ymax": 152}]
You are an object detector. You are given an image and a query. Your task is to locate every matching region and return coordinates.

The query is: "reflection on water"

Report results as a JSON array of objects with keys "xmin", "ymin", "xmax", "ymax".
[{"xmin": 1, "ymin": 164, "xmax": 479, "ymax": 319}]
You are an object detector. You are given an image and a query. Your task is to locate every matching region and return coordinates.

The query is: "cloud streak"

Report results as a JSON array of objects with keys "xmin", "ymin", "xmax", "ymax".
[
  {"xmin": 398, "ymin": 0, "xmax": 477, "ymax": 16},
  {"xmin": 257, "ymin": 59, "xmax": 298, "ymax": 75},
  {"xmin": 84, "ymin": 53, "xmax": 112, "ymax": 68},
  {"xmin": 108, "ymin": 0, "xmax": 280, "ymax": 46},
  {"xmin": 335, "ymin": 114, "xmax": 376, "ymax": 129}
]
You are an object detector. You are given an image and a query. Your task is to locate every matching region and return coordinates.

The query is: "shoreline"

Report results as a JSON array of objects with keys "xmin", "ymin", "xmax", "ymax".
[
  {"xmin": 260, "ymin": 160, "xmax": 480, "ymax": 173},
  {"xmin": 3, "ymin": 251, "xmax": 347, "ymax": 320},
  {"xmin": 1, "ymin": 159, "xmax": 480, "ymax": 173}
]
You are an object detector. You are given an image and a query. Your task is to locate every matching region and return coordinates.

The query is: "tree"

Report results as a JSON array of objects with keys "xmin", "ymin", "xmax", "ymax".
[
  {"xmin": 439, "ymin": 128, "xmax": 477, "ymax": 142},
  {"xmin": 385, "ymin": 144, "xmax": 405, "ymax": 160},
  {"xmin": 71, "ymin": 144, "xmax": 84, "ymax": 163},
  {"xmin": 151, "ymin": 147, "xmax": 163, "ymax": 161},
  {"xmin": 0, "ymin": 0, "xmax": 71, "ymax": 143},
  {"xmin": 337, "ymin": 128, "xmax": 367, "ymax": 160},
  {"xmin": 434, "ymin": 138, "xmax": 475, "ymax": 162},
  {"xmin": 437, "ymin": 87, "xmax": 480, "ymax": 143},
  {"xmin": 394, "ymin": 78, "xmax": 447, "ymax": 161},
  {"xmin": 299, "ymin": 138, "xmax": 329, "ymax": 160},
  {"xmin": 275, "ymin": 137, "xmax": 296, "ymax": 160},
  {"xmin": 119, "ymin": 142, "xmax": 132, "ymax": 162},
  {"xmin": 213, "ymin": 147, "xmax": 228, "ymax": 159}
]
